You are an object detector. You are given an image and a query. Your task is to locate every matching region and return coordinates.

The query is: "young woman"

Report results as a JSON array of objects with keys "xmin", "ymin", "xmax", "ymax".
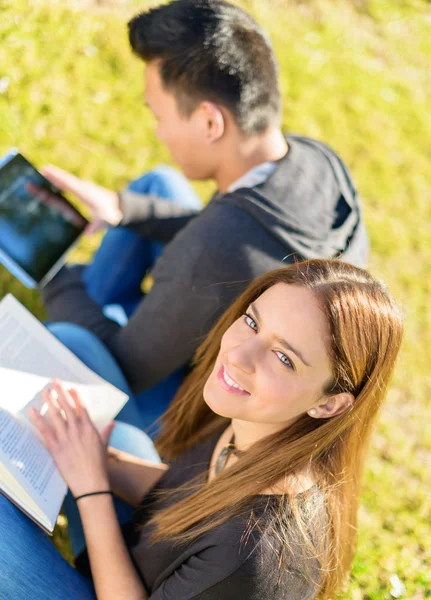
[{"xmin": 1, "ymin": 259, "xmax": 402, "ymax": 599}]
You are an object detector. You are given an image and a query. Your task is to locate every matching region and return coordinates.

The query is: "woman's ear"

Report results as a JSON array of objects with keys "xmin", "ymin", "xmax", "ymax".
[
  {"xmin": 200, "ymin": 101, "xmax": 225, "ymax": 143},
  {"xmin": 308, "ymin": 392, "xmax": 354, "ymax": 419}
]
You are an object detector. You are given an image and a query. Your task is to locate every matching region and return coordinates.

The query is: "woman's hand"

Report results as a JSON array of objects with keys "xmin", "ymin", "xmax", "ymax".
[{"xmin": 29, "ymin": 380, "xmax": 115, "ymax": 498}]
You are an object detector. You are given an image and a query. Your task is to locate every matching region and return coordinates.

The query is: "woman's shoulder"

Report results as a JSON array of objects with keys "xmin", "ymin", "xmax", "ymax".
[
  {"xmin": 185, "ymin": 545, "xmax": 320, "ymax": 600},
  {"xmin": 203, "ymin": 486, "xmax": 326, "ymax": 566},
  {"xmin": 137, "ymin": 505, "xmax": 321, "ymax": 600},
  {"xmin": 182, "ymin": 496, "xmax": 322, "ymax": 600},
  {"xmin": 259, "ymin": 468, "xmax": 319, "ymax": 496},
  {"xmin": 248, "ymin": 490, "xmax": 324, "ymax": 597}
]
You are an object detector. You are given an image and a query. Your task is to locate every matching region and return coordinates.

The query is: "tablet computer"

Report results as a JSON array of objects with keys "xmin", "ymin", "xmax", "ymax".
[{"xmin": 0, "ymin": 149, "xmax": 88, "ymax": 288}]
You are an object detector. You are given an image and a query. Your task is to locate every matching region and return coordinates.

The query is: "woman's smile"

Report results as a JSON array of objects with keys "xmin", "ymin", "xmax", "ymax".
[{"xmin": 217, "ymin": 365, "xmax": 250, "ymax": 396}]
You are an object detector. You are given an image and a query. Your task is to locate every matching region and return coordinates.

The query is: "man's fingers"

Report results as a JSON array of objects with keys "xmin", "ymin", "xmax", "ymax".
[
  {"xmin": 26, "ymin": 181, "xmax": 87, "ymax": 228},
  {"xmin": 26, "ymin": 182, "xmax": 63, "ymax": 210},
  {"xmin": 85, "ymin": 218, "xmax": 104, "ymax": 235},
  {"xmin": 40, "ymin": 164, "xmax": 84, "ymax": 196}
]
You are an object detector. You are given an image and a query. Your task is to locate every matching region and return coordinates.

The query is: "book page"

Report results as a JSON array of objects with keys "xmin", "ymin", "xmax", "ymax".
[
  {"xmin": 0, "ymin": 294, "xmax": 129, "ymax": 430},
  {"xmin": 0, "ymin": 407, "xmax": 66, "ymax": 532},
  {"xmin": 0, "ymin": 294, "xmax": 129, "ymax": 530}
]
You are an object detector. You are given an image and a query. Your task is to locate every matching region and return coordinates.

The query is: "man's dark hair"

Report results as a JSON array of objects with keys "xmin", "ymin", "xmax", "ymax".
[{"xmin": 128, "ymin": 0, "xmax": 281, "ymax": 135}]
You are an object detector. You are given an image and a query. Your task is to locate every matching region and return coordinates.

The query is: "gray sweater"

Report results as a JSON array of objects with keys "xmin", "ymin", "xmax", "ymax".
[{"xmin": 42, "ymin": 135, "xmax": 368, "ymax": 394}]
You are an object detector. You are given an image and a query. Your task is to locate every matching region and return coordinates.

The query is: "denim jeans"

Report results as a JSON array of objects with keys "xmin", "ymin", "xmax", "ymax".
[
  {"xmin": 0, "ymin": 421, "xmax": 160, "ymax": 599},
  {"xmin": 49, "ymin": 165, "xmax": 202, "ymax": 437},
  {"xmin": 0, "ymin": 489, "xmax": 97, "ymax": 600},
  {"xmin": 47, "ymin": 165, "xmax": 200, "ymax": 558},
  {"xmin": 0, "ymin": 167, "xmax": 200, "ymax": 598}
]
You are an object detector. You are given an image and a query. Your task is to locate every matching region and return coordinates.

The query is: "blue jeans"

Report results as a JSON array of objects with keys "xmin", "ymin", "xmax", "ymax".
[
  {"xmin": 0, "ymin": 421, "xmax": 160, "ymax": 599},
  {"xmin": 0, "ymin": 490, "xmax": 97, "ymax": 599},
  {"xmin": 0, "ymin": 167, "xmax": 199, "ymax": 598},
  {"xmin": 50, "ymin": 165, "xmax": 201, "ymax": 436}
]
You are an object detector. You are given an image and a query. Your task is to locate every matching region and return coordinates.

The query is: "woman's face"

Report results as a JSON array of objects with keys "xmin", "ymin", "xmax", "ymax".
[{"xmin": 203, "ymin": 283, "xmax": 334, "ymax": 427}]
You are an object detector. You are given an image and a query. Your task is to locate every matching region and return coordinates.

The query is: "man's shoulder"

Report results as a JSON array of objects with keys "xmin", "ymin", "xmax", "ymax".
[
  {"xmin": 215, "ymin": 133, "xmax": 359, "ymax": 224},
  {"xmin": 283, "ymin": 133, "xmax": 357, "ymax": 195},
  {"xmin": 174, "ymin": 197, "xmax": 260, "ymax": 243},
  {"xmin": 154, "ymin": 198, "xmax": 283, "ymax": 287},
  {"xmin": 214, "ymin": 133, "xmax": 356, "ymax": 205},
  {"xmin": 285, "ymin": 133, "xmax": 350, "ymax": 167}
]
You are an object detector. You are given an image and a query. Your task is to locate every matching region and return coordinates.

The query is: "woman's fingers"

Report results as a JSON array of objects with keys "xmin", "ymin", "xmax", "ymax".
[
  {"xmin": 29, "ymin": 407, "xmax": 57, "ymax": 449},
  {"xmin": 51, "ymin": 380, "xmax": 77, "ymax": 421},
  {"xmin": 32, "ymin": 381, "xmax": 97, "ymax": 447},
  {"xmin": 45, "ymin": 387, "xmax": 68, "ymax": 438},
  {"xmin": 100, "ymin": 422, "xmax": 116, "ymax": 447},
  {"xmin": 50, "ymin": 382, "xmax": 96, "ymax": 439},
  {"xmin": 68, "ymin": 388, "xmax": 92, "ymax": 425}
]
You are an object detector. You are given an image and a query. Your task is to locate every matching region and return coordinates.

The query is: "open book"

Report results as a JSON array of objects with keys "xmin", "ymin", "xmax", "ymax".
[{"xmin": 0, "ymin": 294, "xmax": 129, "ymax": 535}]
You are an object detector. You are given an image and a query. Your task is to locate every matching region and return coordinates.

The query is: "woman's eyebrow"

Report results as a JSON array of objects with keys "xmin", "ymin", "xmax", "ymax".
[{"xmin": 250, "ymin": 302, "xmax": 312, "ymax": 367}]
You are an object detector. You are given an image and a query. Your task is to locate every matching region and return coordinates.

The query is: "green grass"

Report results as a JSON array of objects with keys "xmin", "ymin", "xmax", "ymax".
[{"xmin": 1, "ymin": 0, "xmax": 430, "ymax": 597}]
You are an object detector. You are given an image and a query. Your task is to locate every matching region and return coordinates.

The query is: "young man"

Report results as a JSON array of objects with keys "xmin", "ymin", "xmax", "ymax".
[{"xmin": 42, "ymin": 0, "xmax": 368, "ymax": 432}]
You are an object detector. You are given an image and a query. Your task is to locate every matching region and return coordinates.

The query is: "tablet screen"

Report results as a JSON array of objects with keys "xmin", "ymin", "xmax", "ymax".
[{"xmin": 0, "ymin": 153, "xmax": 88, "ymax": 284}]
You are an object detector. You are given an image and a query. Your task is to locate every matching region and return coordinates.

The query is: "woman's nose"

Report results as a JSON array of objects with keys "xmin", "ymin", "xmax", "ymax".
[{"xmin": 227, "ymin": 342, "xmax": 256, "ymax": 375}]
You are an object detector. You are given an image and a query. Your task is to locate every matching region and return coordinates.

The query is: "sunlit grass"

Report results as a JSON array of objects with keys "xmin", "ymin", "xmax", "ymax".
[{"xmin": 0, "ymin": 0, "xmax": 430, "ymax": 597}]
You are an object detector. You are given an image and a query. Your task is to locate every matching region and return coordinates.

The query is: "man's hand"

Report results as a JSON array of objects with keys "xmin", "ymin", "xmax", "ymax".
[
  {"xmin": 41, "ymin": 165, "xmax": 123, "ymax": 234},
  {"xmin": 25, "ymin": 182, "xmax": 88, "ymax": 228},
  {"xmin": 29, "ymin": 380, "xmax": 115, "ymax": 498}
]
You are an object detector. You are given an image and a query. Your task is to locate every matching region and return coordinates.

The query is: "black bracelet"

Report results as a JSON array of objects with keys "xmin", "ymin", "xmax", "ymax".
[{"xmin": 74, "ymin": 490, "xmax": 113, "ymax": 502}]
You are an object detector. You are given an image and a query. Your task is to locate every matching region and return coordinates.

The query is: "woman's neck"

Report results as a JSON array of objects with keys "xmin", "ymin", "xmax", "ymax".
[
  {"xmin": 222, "ymin": 420, "xmax": 316, "ymax": 495},
  {"xmin": 230, "ymin": 418, "xmax": 290, "ymax": 451}
]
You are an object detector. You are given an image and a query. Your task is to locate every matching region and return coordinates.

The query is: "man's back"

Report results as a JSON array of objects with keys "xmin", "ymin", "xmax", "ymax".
[{"xmin": 43, "ymin": 134, "xmax": 367, "ymax": 394}]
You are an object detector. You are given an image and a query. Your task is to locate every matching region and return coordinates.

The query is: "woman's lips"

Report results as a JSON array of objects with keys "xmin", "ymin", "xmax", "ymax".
[{"xmin": 217, "ymin": 365, "xmax": 250, "ymax": 396}]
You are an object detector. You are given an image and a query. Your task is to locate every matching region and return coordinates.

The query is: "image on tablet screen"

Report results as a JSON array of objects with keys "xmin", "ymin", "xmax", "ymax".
[{"xmin": 0, "ymin": 153, "xmax": 87, "ymax": 285}]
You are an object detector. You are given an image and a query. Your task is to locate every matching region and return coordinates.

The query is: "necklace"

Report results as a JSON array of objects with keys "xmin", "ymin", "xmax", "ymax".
[{"xmin": 215, "ymin": 434, "xmax": 244, "ymax": 475}]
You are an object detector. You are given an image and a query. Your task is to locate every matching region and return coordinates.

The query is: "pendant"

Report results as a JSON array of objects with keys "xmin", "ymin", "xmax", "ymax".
[{"xmin": 215, "ymin": 443, "xmax": 236, "ymax": 475}]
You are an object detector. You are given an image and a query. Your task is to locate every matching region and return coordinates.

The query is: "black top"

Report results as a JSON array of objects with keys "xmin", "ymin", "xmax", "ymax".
[
  {"xmin": 42, "ymin": 134, "xmax": 368, "ymax": 396},
  {"xmin": 76, "ymin": 432, "xmax": 322, "ymax": 599}
]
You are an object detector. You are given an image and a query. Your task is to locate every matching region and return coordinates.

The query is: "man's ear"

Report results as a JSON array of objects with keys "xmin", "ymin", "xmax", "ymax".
[
  {"xmin": 308, "ymin": 392, "xmax": 354, "ymax": 419},
  {"xmin": 200, "ymin": 101, "xmax": 225, "ymax": 143}
]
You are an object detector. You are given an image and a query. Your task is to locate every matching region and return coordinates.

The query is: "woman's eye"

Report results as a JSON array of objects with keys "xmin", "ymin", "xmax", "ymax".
[
  {"xmin": 244, "ymin": 313, "xmax": 258, "ymax": 331},
  {"xmin": 275, "ymin": 351, "xmax": 294, "ymax": 370}
]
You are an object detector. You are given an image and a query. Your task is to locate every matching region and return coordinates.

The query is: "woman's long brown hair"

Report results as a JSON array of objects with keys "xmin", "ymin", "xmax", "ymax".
[{"xmin": 149, "ymin": 259, "xmax": 403, "ymax": 598}]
